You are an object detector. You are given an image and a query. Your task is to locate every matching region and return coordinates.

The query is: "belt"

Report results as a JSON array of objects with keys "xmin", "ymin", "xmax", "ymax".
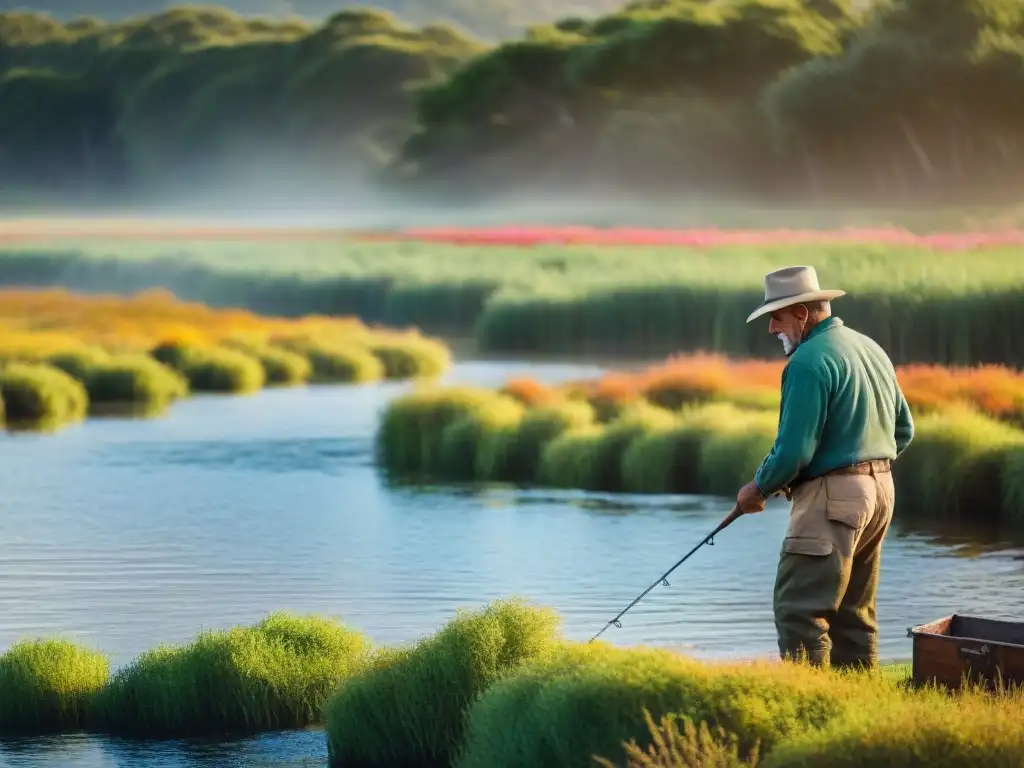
[{"xmin": 787, "ymin": 459, "xmax": 891, "ymax": 494}]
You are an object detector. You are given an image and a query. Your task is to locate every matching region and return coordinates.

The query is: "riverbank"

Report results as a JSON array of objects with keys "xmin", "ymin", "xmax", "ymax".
[
  {"xmin": 0, "ymin": 600, "xmax": 1019, "ymax": 768},
  {"xmin": 1, "ymin": 238, "xmax": 1023, "ymax": 366},
  {"xmin": 375, "ymin": 357, "xmax": 1024, "ymax": 526},
  {"xmin": 0, "ymin": 287, "xmax": 450, "ymax": 432}
]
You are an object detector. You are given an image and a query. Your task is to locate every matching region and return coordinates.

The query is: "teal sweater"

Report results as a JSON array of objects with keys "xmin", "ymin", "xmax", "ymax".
[{"xmin": 755, "ymin": 317, "xmax": 915, "ymax": 497}]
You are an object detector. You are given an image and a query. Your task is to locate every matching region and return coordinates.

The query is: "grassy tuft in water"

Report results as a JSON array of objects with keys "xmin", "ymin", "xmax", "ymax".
[
  {"xmin": 376, "ymin": 386, "xmax": 515, "ymax": 478},
  {"xmin": 439, "ymin": 396, "xmax": 525, "ymax": 481},
  {"xmin": 95, "ymin": 612, "xmax": 371, "ymax": 737},
  {"xmin": 539, "ymin": 402, "xmax": 678, "ymax": 491},
  {"xmin": 44, "ymin": 346, "xmax": 111, "ymax": 381},
  {"xmin": 150, "ymin": 341, "xmax": 266, "ymax": 393},
  {"xmin": 276, "ymin": 338, "xmax": 385, "ymax": 384},
  {"xmin": 0, "ymin": 639, "xmax": 110, "ymax": 733},
  {"xmin": 84, "ymin": 354, "xmax": 189, "ymax": 415},
  {"xmin": 224, "ymin": 341, "xmax": 312, "ymax": 386},
  {"xmin": 369, "ymin": 335, "xmax": 452, "ymax": 380},
  {"xmin": 324, "ymin": 598, "xmax": 561, "ymax": 768},
  {"xmin": 891, "ymin": 405, "xmax": 1024, "ymax": 524},
  {"xmin": 477, "ymin": 398, "xmax": 596, "ymax": 483},
  {"xmin": 0, "ymin": 361, "xmax": 88, "ymax": 430}
]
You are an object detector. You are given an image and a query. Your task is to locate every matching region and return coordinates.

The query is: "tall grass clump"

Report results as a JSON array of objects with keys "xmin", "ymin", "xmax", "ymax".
[
  {"xmin": 438, "ymin": 396, "xmax": 525, "ymax": 481},
  {"xmin": 44, "ymin": 346, "xmax": 111, "ymax": 382},
  {"xmin": 0, "ymin": 362, "xmax": 88, "ymax": 429},
  {"xmin": 540, "ymin": 402, "xmax": 678, "ymax": 491},
  {"xmin": 225, "ymin": 342, "xmax": 312, "ymax": 386},
  {"xmin": 0, "ymin": 639, "xmax": 110, "ymax": 733},
  {"xmin": 324, "ymin": 598, "xmax": 561, "ymax": 768},
  {"xmin": 762, "ymin": 687, "xmax": 1024, "ymax": 767},
  {"xmin": 376, "ymin": 386, "xmax": 514, "ymax": 478},
  {"xmin": 621, "ymin": 403, "xmax": 770, "ymax": 494},
  {"xmin": 150, "ymin": 341, "xmax": 265, "ymax": 393},
  {"xmin": 454, "ymin": 643, "xmax": 875, "ymax": 768},
  {"xmin": 95, "ymin": 612, "xmax": 371, "ymax": 737},
  {"xmin": 594, "ymin": 710, "xmax": 760, "ymax": 768},
  {"xmin": 476, "ymin": 398, "xmax": 596, "ymax": 483},
  {"xmin": 369, "ymin": 334, "xmax": 452, "ymax": 379},
  {"xmin": 84, "ymin": 354, "xmax": 189, "ymax": 415},
  {"xmin": 894, "ymin": 406, "xmax": 1024, "ymax": 524},
  {"xmin": 277, "ymin": 338, "xmax": 384, "ymax": 384}
]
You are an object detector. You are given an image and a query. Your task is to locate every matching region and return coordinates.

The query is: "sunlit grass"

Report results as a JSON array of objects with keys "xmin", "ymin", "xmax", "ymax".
[
  {"xmin": 324, "ymin": 598, "xmax": 561, "ymax": 768},
  {"xmin": 2, "ymin": 241, "xmax": 1022, "ymax": 364},
  {"xmin": 0, "ymin": 639, "xmax": 109, "ymax": 733},
  {"xmin": 376, "ymin": 369, "xmax": 1024, "ymax": 524},
  {"xmin": 0, "ymin": 361, "xmax": 88, "ymax": 431},
  {"xmin": 94, "ymin": 612, "xmax": 371, "ymax": 737}
]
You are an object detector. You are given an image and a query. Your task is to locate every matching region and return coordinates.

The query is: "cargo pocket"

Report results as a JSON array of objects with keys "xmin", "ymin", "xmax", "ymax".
[
  {"xmin": 783, "ymin": 477, "xmax": 832, "ymax": 557},
  {"xmin": 782, "ymin": 536, "xmax": 833, "ymax": 556},
  {"xmin": 824, "ymin": 474, "xmax": 875, "ymax": 531}
]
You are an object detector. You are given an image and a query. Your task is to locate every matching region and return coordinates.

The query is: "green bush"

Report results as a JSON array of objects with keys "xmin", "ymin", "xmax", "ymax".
[
  {"xmin": 324, "ymin": 598, "xmax": 561, "ymax": 768},
  {"xmin": 476, "ymin": 398, "xmax": 596, "ymax": 483},
  {"xmin": 278, "ymin": 339, "xmax": 384, "ymax": 384},
  {"xmin": 369, "ymin": 335, "xmax": 452, "ymax": 379},
  {"xmin": 44, "ymin": 346, "xmax": 111, "ymax": 381},
  {"xmin": 0, "ymin": 639, "xmax": 109, "ymax": 733},
  {"xmin": 376, "ymin": 386, "xmax": 514, "ymax": 478},
  {"xmin": 150, "ymin": 342, "xmax": 265, "ymax": 393},
  {"xmin": 95, "ymin": 612, "xmax": 371, "ymax": 737},
  {"xmin": 255, "ymin": 345, "xmax": 313, "ymax": 386},
  {"xmin": 762, "ymin": 691, "xmax": 1024, "ymax": 768},
  {"xmin": 0, "ymin": 361, "xmax": 89, "ymax": 429},
  {"xmin": 84, "ymin": 354, "xmax": 189, "ymax": 414},
  {"xmin": 438, "ymin": 396, "xmax": 525, "ymax": 481},
  {"xmin": 455, "ymin": 643, "xmax": 875, "ymax": 768}
]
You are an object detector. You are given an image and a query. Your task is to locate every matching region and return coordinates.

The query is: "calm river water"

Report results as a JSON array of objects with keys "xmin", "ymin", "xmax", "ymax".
[{"xmin": 1, "ymin": 360, "xmax": 1022, "ymax": 767}]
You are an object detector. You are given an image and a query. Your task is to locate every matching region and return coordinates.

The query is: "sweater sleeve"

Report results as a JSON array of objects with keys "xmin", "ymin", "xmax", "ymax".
[
  {"xmin": 894, "ymin": 387, "xmax": 915, "ymax": 457},
  {"xmin": 755, "ymin": 360, "xmax": 830, "ymax": 496}
]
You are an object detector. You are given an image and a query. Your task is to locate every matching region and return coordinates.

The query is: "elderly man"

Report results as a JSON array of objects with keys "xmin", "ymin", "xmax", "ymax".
[{"xmin": 735, "ymin": 265, "xmax": 914, "ymax": 670}]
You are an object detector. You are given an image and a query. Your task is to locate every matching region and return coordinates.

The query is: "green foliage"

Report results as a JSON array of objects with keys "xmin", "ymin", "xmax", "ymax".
[
  {"xmin": 253, "ymin": 345, "xmax": 313, "ymax": 386},
  {"xmin": 84, "ymin": 353, "xmax": 190, "ymax": 412},
  {"xmin": 454, "ymin": 642, "xmax": 868, "ymax": 768},
  {"xmin": 44, "ymin": 346, "xmax": 111, "ymax": 380},
  {"xmin": 324, "ymin": 598, "xmax": 561, "ymax": 767},
  {"xmin": 5, "ymin": 240, "xmax": 1024, "ymax": 368},
  {"xmin": 761, "ymin": 692, "xmax": 1024, "ymax": 767},
  {"xmin": 369, "ymin": 334, "xmax": 452, "ymax": 379},
  {"xmin": 476, "ymin": 398, "xmax": 596, "ymax": 482},
  {"xmin": 301, "ymin": 342, "xmax": 385, "ymax": 383},
  {"xmin": 95, "ymin": 612, "xmax": 372, "ymax": 736},
  {"xmin": 376, "ymin": 387, "xmax": 1024, "ymax": 525},
  {"xmin": 376, "ymin": 386, "xmax": 514, "ymax": 477},
  {"xmin": 439, "ymin": 395, "xmax": 525, "ymax": 480},
  {"xmin": 0, "ymin": 361, "xmax": 88, "ymax": 429},
  {"xmin": 151, "ymin": 342, "xmax": 265, "ymax": 393},
  {"xmin": 0, "ymin": 639, "xmax": 110, "ymax": 733}
]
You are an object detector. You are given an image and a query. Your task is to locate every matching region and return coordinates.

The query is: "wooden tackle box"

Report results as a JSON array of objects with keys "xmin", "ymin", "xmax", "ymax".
[{"xmin": 908, "ymin": 614, "xmax": 1024, "ymax": 690}]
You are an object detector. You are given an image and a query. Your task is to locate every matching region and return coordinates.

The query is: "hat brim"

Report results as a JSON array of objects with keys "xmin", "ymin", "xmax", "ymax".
[{"xmin": 745, "ymin": 289, "xmax": 846, "ymax": 324}]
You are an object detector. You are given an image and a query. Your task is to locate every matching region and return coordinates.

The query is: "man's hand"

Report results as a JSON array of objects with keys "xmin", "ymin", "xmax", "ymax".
[{"xmin": 737, "ymin": 480, "xmax": 766, "ymax": 514}]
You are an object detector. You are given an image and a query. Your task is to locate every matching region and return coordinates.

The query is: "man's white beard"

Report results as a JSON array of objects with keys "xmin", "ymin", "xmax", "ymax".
[{"xmin": 778, "ymin": 332, "xmax": 797, "ymax": 356}]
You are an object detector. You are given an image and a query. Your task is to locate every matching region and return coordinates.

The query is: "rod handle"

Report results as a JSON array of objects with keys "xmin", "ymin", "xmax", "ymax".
[{"xmin": 714, "ymin": 504, "xmax": 745, "ymax": 535}]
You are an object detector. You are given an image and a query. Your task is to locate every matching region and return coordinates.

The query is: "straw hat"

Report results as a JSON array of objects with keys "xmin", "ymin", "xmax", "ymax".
[{"xmin": 745, "ymin": 266, "xmax": 845, "ymax": 324}]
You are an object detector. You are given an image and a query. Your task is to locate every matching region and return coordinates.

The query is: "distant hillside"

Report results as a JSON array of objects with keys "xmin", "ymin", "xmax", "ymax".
[
  {"xmin": 0, "ymin": 0, "xmax": 625, "ymax": 39},
  {"xmin": 1, "ymin": 0, "xmax": 1022, "ymax": 210}
]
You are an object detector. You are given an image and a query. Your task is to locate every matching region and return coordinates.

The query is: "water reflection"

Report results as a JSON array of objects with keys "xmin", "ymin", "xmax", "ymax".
[{"xmin": 0, "ymin": 730, "xmax": 326, "ymax": 767}]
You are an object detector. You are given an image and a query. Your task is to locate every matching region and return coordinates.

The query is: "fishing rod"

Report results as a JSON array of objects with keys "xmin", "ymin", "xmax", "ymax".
[{"xmin": 589, "ymin": 504, "xmax": 746, "ymax": 643}]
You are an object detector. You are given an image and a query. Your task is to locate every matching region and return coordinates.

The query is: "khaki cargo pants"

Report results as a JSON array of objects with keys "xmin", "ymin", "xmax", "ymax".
[{"xmin": 773, "ymin": 465, "xmax": 895, "ymax": 669}]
